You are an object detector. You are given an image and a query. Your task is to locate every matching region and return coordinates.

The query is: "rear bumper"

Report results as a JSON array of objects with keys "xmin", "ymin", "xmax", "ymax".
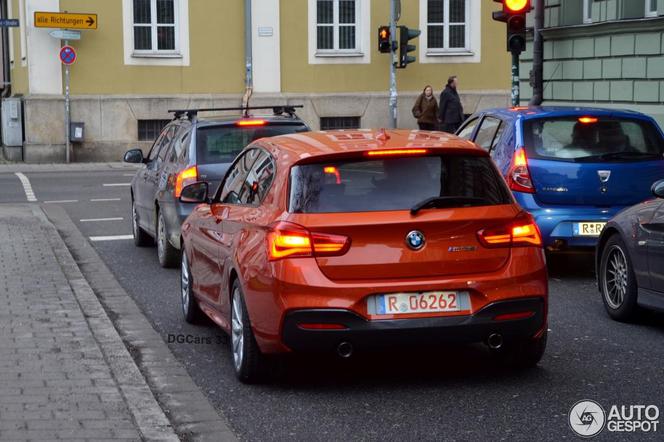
[
  {"xmin": 281, "ymin": 297, "xmax": 545, "ymax": 353},
  {"xmin": 514, "ymin": 193, "xmax": 626, "ymax": 249}
]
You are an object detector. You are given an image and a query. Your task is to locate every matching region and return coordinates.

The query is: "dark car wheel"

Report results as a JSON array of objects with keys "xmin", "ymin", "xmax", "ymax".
[
  {"xmin": 180, "ymin": 250, "xmax": 202, "ymax": 323},
  {"xmin": 132, "ymin": 200, "xmax": 153, "ymax": 247},
  {"xmin": 493, "ymin": 330, "xmax": 548, "ymax": 369},
  {"xmin": 157, "ymin": 210, "xmax": 179, "ymax": 268},
  {"xmin": 231, "ymin": 279, "xmax": 268, "ymax": 383},
  {"xmin": 599, "ymin": 234, "xmax": 640, "ymax": 322}
]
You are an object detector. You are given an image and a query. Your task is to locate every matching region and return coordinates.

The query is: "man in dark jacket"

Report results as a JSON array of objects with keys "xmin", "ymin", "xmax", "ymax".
[{"xmin": 438, "ymin": 76, "xmax": 464, "ymax": 133}]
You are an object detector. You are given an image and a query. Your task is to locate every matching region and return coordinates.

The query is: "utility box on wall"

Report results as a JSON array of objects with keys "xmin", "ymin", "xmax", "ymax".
[{"xmin": 2, "ymin": 98, "xmax": 24, "ymax": 161}]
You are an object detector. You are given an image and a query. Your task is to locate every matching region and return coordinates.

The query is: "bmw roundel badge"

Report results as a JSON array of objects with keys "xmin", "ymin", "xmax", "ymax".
[{"xmin": 406, "ymin": 230, "xmax": 425, "ymax": 251}]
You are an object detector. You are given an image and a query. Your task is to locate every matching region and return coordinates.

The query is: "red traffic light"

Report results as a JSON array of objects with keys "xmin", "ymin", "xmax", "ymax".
[{"xmin": 505, "ymin": 0, "xmax": 530, "ymax": 13}]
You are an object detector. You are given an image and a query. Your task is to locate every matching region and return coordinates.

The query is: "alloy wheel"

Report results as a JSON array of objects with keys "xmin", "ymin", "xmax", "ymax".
[
  {"xmin": 231, "ymin": 288, "xmax": 244, "ymax": 371},
  {"xmin": 603, "ymin": 245, "xmax": 629, "ymax": 309},
  {"xmin": 181, "ymin": 253, "xmax": 190, "ymax": 315}
]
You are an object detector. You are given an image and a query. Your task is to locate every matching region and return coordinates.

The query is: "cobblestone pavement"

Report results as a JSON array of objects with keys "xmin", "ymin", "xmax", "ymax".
[{"xmin": 0, "ymin": 205, "xmax": 176, "ymax": 441}]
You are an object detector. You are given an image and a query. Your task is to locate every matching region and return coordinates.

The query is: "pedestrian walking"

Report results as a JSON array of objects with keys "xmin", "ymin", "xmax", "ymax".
[
  {"xmin": 412, "ymin": 85, "xmax": 439, "ymax": 131},
  {"xmin": 438, "ymin": 76, "xmax": 464, "ymax": 133}
]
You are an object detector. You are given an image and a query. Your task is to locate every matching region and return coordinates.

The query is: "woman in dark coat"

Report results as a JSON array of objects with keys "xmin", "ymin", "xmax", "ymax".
[
  {"xmin": 411, "ymin": 85, "xmax": 439, "ymax": 131},
  {"xmin": 438, "ymin": 76, "xmax": 464, "ymax": 133}
]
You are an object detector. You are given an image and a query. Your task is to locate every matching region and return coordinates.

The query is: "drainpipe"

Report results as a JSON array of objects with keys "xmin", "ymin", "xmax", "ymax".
[
  {"xmin": 529, "ymin": 0, "xmax": 544, "ymax": 106},
  {"xmin": 242, "ymin": 0, "xmax": 253, "ymax": 113},
  {"xmin": 1, "ymin": 0, "xmax": 11, "ymax": 98}
]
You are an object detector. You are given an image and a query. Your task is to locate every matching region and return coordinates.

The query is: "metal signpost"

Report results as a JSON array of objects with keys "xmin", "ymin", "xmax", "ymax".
[
  {"xmin": 36, "ymin": 11, "xmax": 97, "ymax": 163},
  {"xmin": 388, "ymin": 0, "xmax": 399, "ymax": 129},
  {"xmin": 59, "ymin": 45, "xmax": 76, "ymax": 163}
]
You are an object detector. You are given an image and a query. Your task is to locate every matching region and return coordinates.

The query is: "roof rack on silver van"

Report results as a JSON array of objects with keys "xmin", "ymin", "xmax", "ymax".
[{"xmin": 168, "ymin": 105, "xmax": 304, "ymax": 121}]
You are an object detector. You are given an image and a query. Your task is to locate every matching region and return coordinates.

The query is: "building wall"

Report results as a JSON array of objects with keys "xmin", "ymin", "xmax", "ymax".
[
  {"xmin": 521, "ymin": 0, "xmax": 664, "ymax": 126},
  {"xmin": 4, "ymin": 0, "xmax": 512, "ymax": 162}
]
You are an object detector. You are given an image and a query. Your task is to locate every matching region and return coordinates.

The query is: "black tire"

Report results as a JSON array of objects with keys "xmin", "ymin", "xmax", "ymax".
[
  {"xmin": 132, "ymin": 199, "xmax": 154, "ymax": 247},
  {"xmin": 493, "ymin": 330, "xmax": 548, "ymax": 369},
  {"xmin": 180, "ymin": 249, "xmax": 202, "ymax": 324},
  {"xmin": 157, "ymin": 210, "xmax": 180, "ymax": 268},
  {"xmin": 230, "ymin": 279, "xmax": 268, "ymax": 383},
  {"xmin": 599, "ymin": 234, "xmax": 640, "ymax": 322}
]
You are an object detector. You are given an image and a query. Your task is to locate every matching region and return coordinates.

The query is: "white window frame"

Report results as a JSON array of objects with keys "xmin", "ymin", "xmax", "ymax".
[
  {"xmin": 425, "ymin": 0, "xmax": 470, "ymax": 53},
  {"xmin": 583, "ymin": 0, "xmax": 593, "ymax": 24},
  {"xmin": 419, "ymin": 0, "xmax": 481, "ymax": 64},
  {"xmin": 122, "ymin": 0, "xmax": 190, "ymax": 66},
  {"xmin": 308, "ymin": 0, "xmax": 371, "ymax": 65},
  {"xmin": 315, "ymin": 0, "xmax": 360, "ymax": 53},
  {"xmin": 132, "ymin": 0, "xmax": 179, "ymax": 55},
  {"xmin": 645, "ymin": 0, "xmax": 658, "ymax": 17}
]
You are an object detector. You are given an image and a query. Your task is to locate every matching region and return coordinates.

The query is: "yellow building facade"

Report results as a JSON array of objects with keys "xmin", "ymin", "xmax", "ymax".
[{"xmin": 2, "ymin": 0, "xmax": 511, "ymax": 162}]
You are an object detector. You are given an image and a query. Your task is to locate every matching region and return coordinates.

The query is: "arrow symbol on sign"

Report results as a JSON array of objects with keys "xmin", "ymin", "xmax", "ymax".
[{"xmin": 86, "ymin": 16, "xmax": 95, "ymax": 27}]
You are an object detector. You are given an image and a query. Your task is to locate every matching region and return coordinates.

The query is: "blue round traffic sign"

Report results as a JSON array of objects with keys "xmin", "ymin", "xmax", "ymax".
[{"xmin": 59, "ymin": 45, "xmax": 77, "ymax": 65}]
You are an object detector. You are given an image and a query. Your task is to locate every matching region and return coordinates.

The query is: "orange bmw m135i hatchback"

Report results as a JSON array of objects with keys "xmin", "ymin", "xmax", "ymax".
[{"xmin": 178, "ymin": 129, "xmax": 548, "ymax": 383}]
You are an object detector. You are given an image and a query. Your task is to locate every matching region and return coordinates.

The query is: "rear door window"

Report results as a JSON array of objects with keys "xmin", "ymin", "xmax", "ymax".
[
  {"xmin": 474, "ymin": 116, "xmax": 503, "ymax": 152},
  {"xmin": 457, "ymin": 118, "xmax": 479, "ymax": 140},
  {"xmin": 219, "ymin": 149, "xmax": 261, "ymax": 204},
  {"xmin": 289, "ymin": 154, "xmax": 511, "ymax": 213},
  {"xmin": 197, "ymin": 123, "xmax": 308, "ymax": 165},
  {"xmin": 523, "ymin": 117, "xmax": 664, "ymax": 162},
  {"xmin": 237, "ymin": 151, "xmax": 276, "ymax": 205}
]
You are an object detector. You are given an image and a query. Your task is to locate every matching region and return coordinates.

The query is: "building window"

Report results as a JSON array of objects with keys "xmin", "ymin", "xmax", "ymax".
[
  {"xmin": 320, "ymin": 116, "xmax": 361, "ymax": 130},
  {"xmin": 138, "ymin": 119, "xmax": 170, "ymax": 141},
  {"xmin": 133, "ymin": 0, "xmax": 178, "ymax": 53},
  {"xmin": 646, "ymin": 0, "xmax": 658, "ymax": 17},
  {"xmin": 426, "ymin": 0, "xmax": 469, "ymax": 51},
  {"xmin": 315, "ymin": 0, "xmax": 360, "ymax": 52},
  {"xmin": 583, "ymin": 0, "xmax": 592, "ymax": 23}
]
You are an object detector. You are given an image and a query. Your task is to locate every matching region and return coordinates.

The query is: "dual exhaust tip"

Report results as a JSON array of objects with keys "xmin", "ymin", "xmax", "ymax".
[{"xmin": 336, "ymin": 334, "xmax": 503, "ymax": 358}]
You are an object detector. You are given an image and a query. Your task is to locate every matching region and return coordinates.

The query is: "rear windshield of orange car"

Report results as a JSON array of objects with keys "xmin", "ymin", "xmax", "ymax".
[
  {"xmin": 197, "ymin": 123, "xmax": 308, "ymax": 165},
  {"xmin": 522, "ymin": 117, "xmax": 664, "ymax": 163},
  {"xmin": 288, "ymin": 154, "xmax": 512, "ymax": 213}
]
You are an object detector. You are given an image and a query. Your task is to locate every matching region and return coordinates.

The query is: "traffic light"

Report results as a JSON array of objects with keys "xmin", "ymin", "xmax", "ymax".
[
  {"xmin": 492, "ymin": 0, "xmax": 531, "ymax": 54},
  {"xmin": 378, "ymin": 26, "xmax": 391, "ymax": 53},
  {"xmin": 397, "ymin": 26, "xmax": 420, "ymax": 69}
]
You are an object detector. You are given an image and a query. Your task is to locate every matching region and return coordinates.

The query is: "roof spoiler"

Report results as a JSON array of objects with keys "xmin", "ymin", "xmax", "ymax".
[{"xmin": 168, "ymin": 105, "xmax": 304, "ymax": 121}]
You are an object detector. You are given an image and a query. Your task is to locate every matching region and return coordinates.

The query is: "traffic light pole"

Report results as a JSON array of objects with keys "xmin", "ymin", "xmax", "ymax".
[
  {"xmin": 511, "ymin": 51, "xmax": 520, "ymax": 107},
  {"xmin": 388, "ymin": 0, "xmax": 398, "ymax": 129}
]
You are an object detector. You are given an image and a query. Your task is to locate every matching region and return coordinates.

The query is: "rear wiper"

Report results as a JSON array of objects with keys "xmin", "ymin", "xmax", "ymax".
[{"xmin": 410, "ymin": 196, "xmax": 492, "ymax": 215}]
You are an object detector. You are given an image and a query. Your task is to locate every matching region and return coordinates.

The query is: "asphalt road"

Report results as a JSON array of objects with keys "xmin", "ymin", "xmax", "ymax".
[{"xmin": 2, "ymin": 168, "xmax": 663, "ymax": 441}]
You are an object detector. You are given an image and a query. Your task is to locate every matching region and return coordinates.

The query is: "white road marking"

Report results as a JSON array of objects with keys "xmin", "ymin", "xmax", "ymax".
[
  {"xmin": 103, "ymin": 183, "xmax": 131, "ymax": 187},
  {"xmin": 14, "ymin": 172, "xmax": 37, "ymax": 202},
  {"xmin": 89, "ymin": 235, "xmax": 133, "ymax": 242},
  {"xmin": 80, "ymin": 217, "xmax": 124, "ymax": 223},
  {"xmin": 123, "ymin": 173, "xmax": 136, "ymax": 176},
  {"xmin": 44, "ymin": 200, "xmax": 78, "ymax": 204},
  {"xmin": 91, "ymin": 198, "xmax": 122, "ymax": 202}
]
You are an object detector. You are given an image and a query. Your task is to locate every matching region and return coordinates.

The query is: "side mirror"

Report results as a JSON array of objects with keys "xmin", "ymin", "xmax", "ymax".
[
  {"xmin": 652, "ymin": 179, "xmax": 664, "ymax": 199},
  {"xmin": 124, "ymin": 148, "xmax": 145, "ymax": 164},
  {"xmin": 180, "ymin": 182, "xmax": 209, "ymax": 204}
]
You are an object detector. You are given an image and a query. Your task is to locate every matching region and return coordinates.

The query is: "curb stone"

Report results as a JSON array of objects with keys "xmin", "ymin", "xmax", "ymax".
[
  {"xmin": 33, "ymin": 204, "xmax": 180, "ymax": 442},
  {"xmin": 41, "ymin": 204, "xmax": 238, "ymax": 442}
]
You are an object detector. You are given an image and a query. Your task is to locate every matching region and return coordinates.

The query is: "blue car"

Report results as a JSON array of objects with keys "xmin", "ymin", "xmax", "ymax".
[{"xmin": 457, "ymin": 107, "xmax": 664, "ymax": 251}]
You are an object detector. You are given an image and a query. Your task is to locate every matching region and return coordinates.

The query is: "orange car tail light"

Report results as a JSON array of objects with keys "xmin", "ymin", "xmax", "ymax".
[
  {"xmin": 268, "ymin": 222, "xmax": 350, "ymax": 261},
  {"xmin": 365, "ymin": 148, "xmax": 429, "ymax": 157},
  {"xmin": 507, "ymin": 147, "xmax": 535, "ymax": 194},
  {"xmin": 477, "ymin": 212, "xmax": 542, "ymax": 248},
  {"xmin": 174, "ymin": 165, "xmax": 198, "ymax": 198}
]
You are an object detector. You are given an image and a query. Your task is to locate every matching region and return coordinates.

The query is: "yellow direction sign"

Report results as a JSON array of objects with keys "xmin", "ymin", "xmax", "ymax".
[{"xmin": 34, "ymin": 12, "xmax": 97, "ymax": 30}]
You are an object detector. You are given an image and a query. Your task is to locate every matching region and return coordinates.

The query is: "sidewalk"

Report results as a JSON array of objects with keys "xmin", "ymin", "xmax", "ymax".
[
  {"xmin": 0, "ymin": 162, "xmax": 141, "ymax": 173},
  {"xmin": 0, "ymin": 205, "xmax": 235, "ymax": 441}
]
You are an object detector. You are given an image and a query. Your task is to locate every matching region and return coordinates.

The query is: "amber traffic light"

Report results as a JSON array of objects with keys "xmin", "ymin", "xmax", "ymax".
[{"xmin": 378, "ymin": 26, "xmax": 391, "ymax": 53}]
